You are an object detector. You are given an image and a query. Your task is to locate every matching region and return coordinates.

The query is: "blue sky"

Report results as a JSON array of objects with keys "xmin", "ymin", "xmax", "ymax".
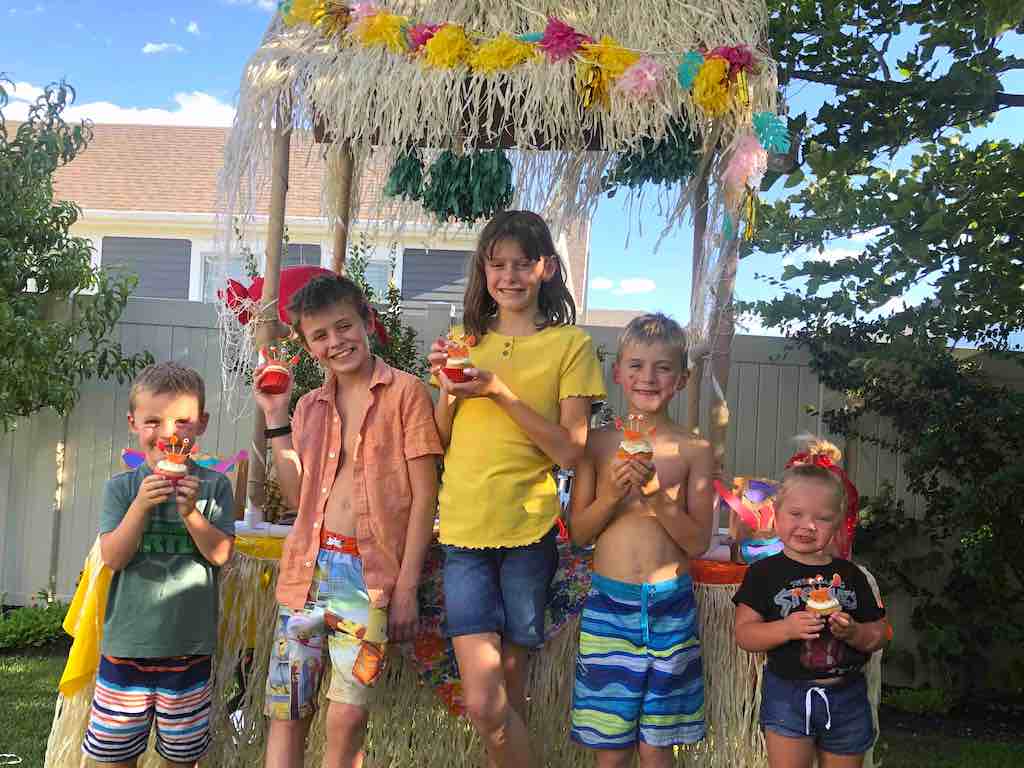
[{"xmin": 3, "ymin": 2, "xmax": 1022, "ymax": 333}]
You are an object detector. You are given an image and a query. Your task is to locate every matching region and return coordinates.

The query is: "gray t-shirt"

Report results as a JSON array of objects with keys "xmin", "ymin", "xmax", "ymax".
[{"xmin": 100, "ymin": 462, "xmax": 236, "ymax": 657}]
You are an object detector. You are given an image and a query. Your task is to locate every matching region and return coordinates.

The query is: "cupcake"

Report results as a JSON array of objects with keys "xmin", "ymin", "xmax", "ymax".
[
  {"xmin": 806, "ymin": 587, "xmax": 841, "ymax": 617},
  {"xmin": 255, "ymin": 346, "xmax": 299, "ymax": 395},
  {"xmin": 443, "ymin": 331, "xmax": 476, "ymax": 384},
  {"xmin": 616, "ymin": 414, "xmax": 655, "ymax": 462},
  {"xmin": 155, "ymin": 435, "xmax": 194, "ymax": 484}
]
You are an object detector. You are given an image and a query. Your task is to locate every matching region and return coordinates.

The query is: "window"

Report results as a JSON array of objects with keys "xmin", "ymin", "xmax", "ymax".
[
  {"xmin": 100, "ymin": 237, "xmax": 191, "ymax": 300},
  {"xmin": 362, "ymin": 260, "xmax": 392, "ymax": 300},
  {"xmin": 283, "ymin": 243, "xmax": 322, "ymax": 269},
  {"xmin": 400, "ymin": 249, "xmax": 471, "ymax": 309},
  {"xmin": 203, "ymin": 251, "xmax": 252, "ymax": 304}
]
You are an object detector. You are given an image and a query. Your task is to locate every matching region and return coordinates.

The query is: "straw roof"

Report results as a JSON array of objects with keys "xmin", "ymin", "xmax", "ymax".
[{"xmin": 220, "ymin": 1, "xmax": 777, "ymax": 237}]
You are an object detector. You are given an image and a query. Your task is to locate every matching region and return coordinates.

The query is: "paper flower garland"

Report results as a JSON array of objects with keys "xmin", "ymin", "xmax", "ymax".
[
  {"xmin": 470, "ymin": 33, "xmax": 538, "ymax": 73},
  {"xmin": 677, "ymin": 51, "xmax": 704, "ymax": 90},
  {"xmin": 352, "ymin": 10, "xmax": 409, "ymax": 53},
  {"xmin": 423, "ymin": 24, "xmax": 474, "ymax": 69},
  {"xmin": 408, "ymin": 22, "xmax": 441, "ymax": 52},
  {"xmin": 616, "ymin": 56, "xmax": 665, "ymax": 99},
  {"xmin": 538, "ymin": 16, "xmax": 590, "ymax": 62},
  {"xmin": 577, "ymin": 35, "xmax": 640, "ymax": 109},
  {"xmin": 693, "ymin": 55, "xmax": 732, "ymax": 116}
]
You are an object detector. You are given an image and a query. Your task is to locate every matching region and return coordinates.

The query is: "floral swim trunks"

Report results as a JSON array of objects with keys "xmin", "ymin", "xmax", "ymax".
[{"xmin": 264, "ymin": 532, "xmax": 388, "ymax": 719}]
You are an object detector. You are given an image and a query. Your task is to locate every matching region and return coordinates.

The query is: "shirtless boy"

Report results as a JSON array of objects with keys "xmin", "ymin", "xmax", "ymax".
[
  {"xmin": 254, "ymin": 275, "xmax": 442, "ymax": 768},
  {"xmin": 569, "ymin": 313, "xmax": 715, "ymax": 768}
]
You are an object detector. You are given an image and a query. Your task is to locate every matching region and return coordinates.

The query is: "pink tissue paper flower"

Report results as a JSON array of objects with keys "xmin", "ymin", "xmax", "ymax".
[
  {"xmin": 615, "ymin": 56, "xmax": 665, "ymax": 99},
  {"xmin": 538, "ymin": 16, "xmax": 591, "ymax": 62}
]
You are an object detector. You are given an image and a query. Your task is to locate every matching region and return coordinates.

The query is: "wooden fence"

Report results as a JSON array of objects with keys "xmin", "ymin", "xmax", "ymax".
[{"xmin": 5, "ymin": 298, "xmax": 1006, "ymax": 605}]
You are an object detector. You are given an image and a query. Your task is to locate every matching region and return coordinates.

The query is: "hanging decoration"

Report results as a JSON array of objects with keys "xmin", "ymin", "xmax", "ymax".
[
  {"xmin": 677, "ymin": 50, "xmax": 704, "ymax": 90},
  {"xmin": 537, "ymin": 16, "xmax": 591, "ymax": 62},
  {"xmin": 396, "ymin": 149, "xmax": 514, "ymax": 224},
  {"xmin": 382, "ymin": 149, "xmax": 424, "ymax": 201},
  {"xmin": 693, "ymin": 55, "xmax": 732, "ymax": 116},
  {"xmin": 470, "ymin": 33, "xmax": 539, "ymax": 73},
  {"xmin": 407, "ymin": 22, "xmax": 441, "ymax": 52},
  {"xmin": 604, "ymin": 118, "xmax": 698, "ymax": 191},
  {"xmin": 423, "ymin": 24, "xmax": 475, "ymax": 69},
  {"xmin": 351, "ymin": 9, "xmax": 409, "ymax": 53},
  {"xmin": 752, "ymin": 111, "xmax": 790, "ymax": 155},
  {"xmin": 615, "ymin": 56, "xmax": 666, "ymax": 100}
]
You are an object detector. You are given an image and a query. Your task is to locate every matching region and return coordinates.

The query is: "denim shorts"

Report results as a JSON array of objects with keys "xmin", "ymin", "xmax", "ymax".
[
  {"xmin": 760, "ymin": 668, "xmax": 875, "ymax": 755},
  {"xmin": 442, "ymin": 525, "xmax": 559, "ymax": 648}
]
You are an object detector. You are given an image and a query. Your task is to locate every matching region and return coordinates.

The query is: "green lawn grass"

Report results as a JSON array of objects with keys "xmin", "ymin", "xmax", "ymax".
[
  {"xmin": 0, "ymin": 654, "xmax": 63, "ymax": 768},
  {"xmin": 2, "ymin": 652, "xmax": 1022, "ymax": 767}
]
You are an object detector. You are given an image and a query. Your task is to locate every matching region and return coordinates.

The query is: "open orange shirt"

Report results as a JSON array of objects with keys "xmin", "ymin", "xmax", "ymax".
[{"xmin": 276, "ymin": 358, "xmax": 442, "ymax": 610}]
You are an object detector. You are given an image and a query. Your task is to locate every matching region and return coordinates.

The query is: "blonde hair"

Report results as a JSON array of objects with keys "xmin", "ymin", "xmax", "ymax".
[
  {"xmin": 129, "ymin": 362, "xmax": 206, "ymax": 414},
  {"xmin": 777, "ymin": 435, "xmax": 847, "ymax": 519},
  {"xmin": 616, "ymin": 312, "xmax": 688, "ymax": 369}
]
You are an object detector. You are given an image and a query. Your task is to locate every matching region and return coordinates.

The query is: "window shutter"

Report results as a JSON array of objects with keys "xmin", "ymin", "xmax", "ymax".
[{"xmin": 101, "ymin": 237, "xmax": 191, "ymax": 300}]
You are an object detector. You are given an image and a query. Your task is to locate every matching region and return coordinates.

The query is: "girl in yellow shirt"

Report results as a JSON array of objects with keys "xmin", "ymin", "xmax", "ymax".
[{"xmin": 429, "ymin": 210, "xmax": 606, "ymax": 767}]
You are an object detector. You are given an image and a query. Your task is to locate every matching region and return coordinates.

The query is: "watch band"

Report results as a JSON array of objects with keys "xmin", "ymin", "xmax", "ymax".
[{"xmin": 264, "ymin": 424, "xmax": 292, "ymax": 439}]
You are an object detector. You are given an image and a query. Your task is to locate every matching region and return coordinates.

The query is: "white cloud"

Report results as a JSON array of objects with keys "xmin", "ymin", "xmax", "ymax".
[
  {"xmin": 614, "ymin": 278, "xmax": 657, "ymax": 296},
  {"xmin": 142, "ymin": 42, "xmax": 186, "ymax": 54},
  {"xmin": 169, "ymin": 16, "xmax": 176, "ymax": 25},
  {"xmin": 589, "ymin": 276, "xmax": 658, "ymax": 295},
  {"xmin": 226, "ymin": 0, "xmax": 277, "ymax": 10},
  {"xmin": 4, "ymin": 82, "xmax": 236, "ymax": 127},
  {"xmin": 187, "ymin": 20, "xmax": 200, "ymax": 35}
]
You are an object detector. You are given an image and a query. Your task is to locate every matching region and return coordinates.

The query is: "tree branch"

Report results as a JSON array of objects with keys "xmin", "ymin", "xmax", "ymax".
[{"xmin": 997, "ymin": 92, "xmax": 1024, "ymax": 107}]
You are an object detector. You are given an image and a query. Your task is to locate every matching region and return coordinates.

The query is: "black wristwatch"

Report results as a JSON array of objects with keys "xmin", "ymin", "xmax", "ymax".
[{"xmin": 264, "ymin": 424, "xmax": 292, "ymax": 439}]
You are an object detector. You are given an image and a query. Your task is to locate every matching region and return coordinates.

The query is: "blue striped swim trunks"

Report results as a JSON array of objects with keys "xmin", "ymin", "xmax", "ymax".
[
  {"xmin": 571, "ymin": 572, "xmax": 705, "ymax": 749},
  {"xmin": 83, "ymin": 655, "xmax": 212, "ymax": 764}
]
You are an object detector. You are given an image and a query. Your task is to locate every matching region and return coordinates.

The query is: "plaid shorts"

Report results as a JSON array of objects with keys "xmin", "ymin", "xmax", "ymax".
[
  {"xmin": 264, "ymin": 532, "xmax": 389, "ymax": 720},
  {"xmin": 83, "ymin": 654, "xmax": 212, "ymax": 764}
]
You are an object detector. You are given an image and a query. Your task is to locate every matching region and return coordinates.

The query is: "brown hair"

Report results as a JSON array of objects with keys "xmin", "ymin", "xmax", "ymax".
[
  {"xmin": 617, "ymin": 312, "xmax": 688, "ymax": 369},
  {"xmin": 286, "ymin": 274, "xmax": 372, "ymax": 342},
  {"xmin": 129, "ymin": 362, "xmax": 206, "ymax": 414},
  {"xmin": 777, "ymin": 437, "xmax": 847, "ymax": 519},
  {"xmin": 462, "ymin": 210, "xmax": 576, "ymax": 339}
]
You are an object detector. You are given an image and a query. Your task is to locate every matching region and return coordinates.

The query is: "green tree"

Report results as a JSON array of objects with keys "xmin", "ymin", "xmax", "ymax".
[
  {"xmin": 746, "ymin": 3, "xmax": 1024, "ymax": 689},
  {"xmin": 0, "ymin": 80, "xmax": 150, "ymax": 431}
]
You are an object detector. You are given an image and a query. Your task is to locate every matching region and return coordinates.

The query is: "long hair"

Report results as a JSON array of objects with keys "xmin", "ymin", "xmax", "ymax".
[{"xmin": 462, "ymin": 210, "xmax": 576, "ymax": 339}]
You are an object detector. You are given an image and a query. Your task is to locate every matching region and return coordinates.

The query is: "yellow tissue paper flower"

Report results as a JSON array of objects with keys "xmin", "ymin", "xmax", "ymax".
[
  {"xmin": 423, "ymin": 24, "xmax": 475, "ymax": 69},
  {"xmin": 354, "ymin": 11, "xmax": 410, "ymax": 54},
  {"xmin": 469, "ymin": 33, "xmax": 538, "ymax": 73},
  {"xmin": 281, "ymin": 0, "xmax": 324, "ymax": 27},
  {"xmin": 580, "ymin": 35, "xmax": 640, "ymax": 81},
  {"xmin": 693, "ymin": 56, "xmax": 732, "ymax": 117}
]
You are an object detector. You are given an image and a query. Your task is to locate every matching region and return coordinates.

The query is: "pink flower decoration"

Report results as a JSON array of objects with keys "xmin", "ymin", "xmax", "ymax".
[
  {"xmin": 615, "ymin": 56, "xmax": 665, "ymax": 99},
  {"xmin": 538, "ymin": 16, "xmax": 590, "ymax": 62},
  {"xmin": 723, "ymin": 132, "xmax": 768, "ymax": 192},
  {"xmin": 709, "ymin": 45, "xmax": 756, "ymax": 79},
  {"xmin": 408, "ymin": 22, "xmax": 442, "ymax": 51}
]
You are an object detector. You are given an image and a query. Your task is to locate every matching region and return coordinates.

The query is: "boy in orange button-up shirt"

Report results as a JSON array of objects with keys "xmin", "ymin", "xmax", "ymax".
[{"xmin": 254, "ymin": 274, "xmax": 442, "ymax": 768}]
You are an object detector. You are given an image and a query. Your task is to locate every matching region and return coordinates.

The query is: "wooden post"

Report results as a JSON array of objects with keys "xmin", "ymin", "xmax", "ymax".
[
  {"xmin": 709, "ymin": 238, "xmax": 740, "ymax": 478},
  {"xmin": 686, "ymin": 169, "xmax": 712, "ymax": 435},
  {"xmin": 330, "ymin": 141, "xmax": 355, "ymax": 274},
  {"xmin": 248, "ymin": 104, "xmax": 292, "ymax": 509}
]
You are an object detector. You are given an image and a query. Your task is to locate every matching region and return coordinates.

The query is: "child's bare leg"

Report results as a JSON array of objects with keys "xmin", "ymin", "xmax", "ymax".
[
  {"xmin": 266, "ymin": 717, "xmax": 312, "ymax": 768},
  {"xmin": 90, "ymin": 760, "xmax": 137, "ymax": 768},
  {"xmin": 594, "ymin": 747, "xmax": 635, "ymax": 767},
  {"xmin": 818, "ymin": 750, "xmax": 865, "ymax": 768},
  {"xmin": 764, "ymin": 731, "xmax": 815, "ymax": 768},
  {"xmin": 636, "ymin": 743, "xmax": 675, "ymax": 768},
  {"xmin": 453, "ymin": 633, "xmax": 534, "ymax": 768},
  {"xmin": 322, "ymin": 702, "xmax": 368, "ymax": 768},
  {"xmin": 500, "ymin": 639, "xmax": 530, "ymax": 724}
]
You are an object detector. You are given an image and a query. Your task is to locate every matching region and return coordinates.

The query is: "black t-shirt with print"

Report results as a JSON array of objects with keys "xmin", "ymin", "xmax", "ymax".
[{"xmin": 732, "ymin": 553, "xmax": 885, "ymax": 681}]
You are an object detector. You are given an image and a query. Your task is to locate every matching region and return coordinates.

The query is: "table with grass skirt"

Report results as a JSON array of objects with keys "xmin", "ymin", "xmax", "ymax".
[{"xmin": 45, "ymin": 531, "xmax": 881, "ymax": 767}]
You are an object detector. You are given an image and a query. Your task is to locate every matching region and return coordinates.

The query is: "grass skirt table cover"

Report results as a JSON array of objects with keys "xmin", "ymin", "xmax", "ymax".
[{"xmin": 45, "ymin": 537, "xmax": 881, "ymax": 767}]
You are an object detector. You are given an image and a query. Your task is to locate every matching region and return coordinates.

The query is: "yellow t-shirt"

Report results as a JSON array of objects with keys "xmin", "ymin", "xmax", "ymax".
[{"xmin": 438, "ymin": 325, "xmax": 606, "ymax": 548}]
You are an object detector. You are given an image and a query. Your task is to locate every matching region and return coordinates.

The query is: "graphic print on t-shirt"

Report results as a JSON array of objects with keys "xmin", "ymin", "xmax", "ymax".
[{"xmin": 774, "ymin": 572, "xmax": 858, "ymax": 674}]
